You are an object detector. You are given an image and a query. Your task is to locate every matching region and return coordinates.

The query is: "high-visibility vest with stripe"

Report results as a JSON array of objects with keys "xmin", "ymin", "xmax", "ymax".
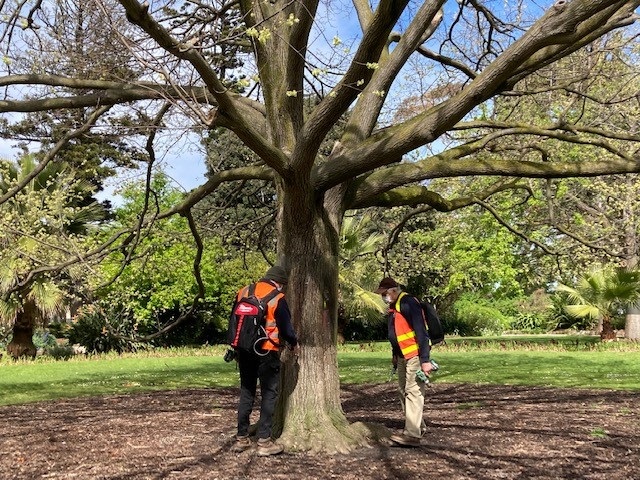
[
  {"xmin": 235, "ymin": 281, "xmax": 284, "ymax": 351},
  {"xmin": 392, "ymin": 292, "xmax": 424, "ymax": 359}
]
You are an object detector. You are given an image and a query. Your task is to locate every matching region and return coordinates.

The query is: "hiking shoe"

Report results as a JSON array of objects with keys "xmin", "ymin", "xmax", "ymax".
[
  {"xmin": 231, "ymin": 435, "xmax": 252, "ymax": 452},
  {"xmin": 390, "ymin": 433, "xmax": 421, "ymax": 447},
  {"xmin": 256, "ymin": 438, "xmax": 284, "ymax": 456}
]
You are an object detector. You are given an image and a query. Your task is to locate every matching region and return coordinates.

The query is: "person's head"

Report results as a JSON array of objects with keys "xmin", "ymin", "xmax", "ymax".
[
  {"xmin": 263, "ymin": 265, "xmax": 288, "ymax": 289},
  {"xmin": 374, "ymin": 277, "xmax": 402, "ymax": 305}
]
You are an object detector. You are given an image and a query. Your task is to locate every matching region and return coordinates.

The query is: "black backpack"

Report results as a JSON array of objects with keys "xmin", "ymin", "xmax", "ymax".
[
  {"xmin": 227, "ymin": 283, "xmax": 281, "ymax": 354},
  {"xmin": 421, "ymin": 300, "xmax": 445, "ymax": 345}
]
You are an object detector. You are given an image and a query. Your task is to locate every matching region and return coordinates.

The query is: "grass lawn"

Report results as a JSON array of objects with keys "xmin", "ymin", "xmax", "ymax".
[
  {"xmin": 1, "ymin": 339, "xmax": 639, "ymax": 406},
  {"xmin": 338, "ymin": 350, "xmax": 640, "ymax": 389}
]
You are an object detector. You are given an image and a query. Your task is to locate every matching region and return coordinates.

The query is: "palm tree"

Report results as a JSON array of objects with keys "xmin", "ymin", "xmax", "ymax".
[
  {"xmin": 0, "ymin": 155, "xmax": 105, "ymax": 358},
  {"xmin": 337, "ymin": 214, "xmax": 387, "ymax": 342},
  {"xmin": 556, "ymin": 267, "xmax": 640, "ymax": 340}
]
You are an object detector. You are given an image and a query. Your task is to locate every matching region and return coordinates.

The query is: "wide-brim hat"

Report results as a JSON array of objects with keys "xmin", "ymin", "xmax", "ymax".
[{"xmin": 374, "ymin": 277, "xmax": 399, "ymax": 294}]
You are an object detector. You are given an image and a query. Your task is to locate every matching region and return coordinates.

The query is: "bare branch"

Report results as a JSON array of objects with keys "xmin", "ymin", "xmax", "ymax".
[
  {"xmin": 316, "ymin": 0, "xmax": 640, "ymax": 187},
  {"xmin": 117, "ymin": 0, "xmax": 290, "ymax": 175}
]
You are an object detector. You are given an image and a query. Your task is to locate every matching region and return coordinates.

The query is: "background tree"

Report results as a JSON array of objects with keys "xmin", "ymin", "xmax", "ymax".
[
  {"xmin": 80, "ymin": 172, "xmax": 267, "ymax": 350},
  {"xmin": 388, "ymin": 31, "xmax": 640, "ymax": 338},
  {"xmin": 556, "ymin": 266, "xmax": 640, "ymax": 340},
  {"xmin": 2, "ymin": 0, "xmax": 640, "ymax": 451},
  {"xmin": 0, "ymin": 0, "xmax": 145, "ymax": 198},
  {"xmin": 198, "ymin": 128, "xmax": 278, "ymax": 258},
  {"xmin": 0, "ymin": 155, "xmax": 106, "ymax": 358}
]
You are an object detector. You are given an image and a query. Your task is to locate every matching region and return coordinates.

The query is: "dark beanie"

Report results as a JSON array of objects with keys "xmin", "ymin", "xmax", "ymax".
[{"xmin": 264, "ymin": 265, "xmax": 288, "ymax": 285}]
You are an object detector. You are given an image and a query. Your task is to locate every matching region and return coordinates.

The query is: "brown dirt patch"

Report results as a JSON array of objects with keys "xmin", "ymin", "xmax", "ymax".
[{"xmin": 1, "ymin": 383, "xmax": 639, "ymax": 479}]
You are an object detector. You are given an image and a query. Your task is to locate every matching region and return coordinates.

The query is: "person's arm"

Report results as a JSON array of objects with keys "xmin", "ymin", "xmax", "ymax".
[
  {"xmin": 401, "ymin": 296, "xmax": 431, "ymax": 364},
  {"xmin": 274, "ymin": 297, "xmax": 298, "ymax": 348}
]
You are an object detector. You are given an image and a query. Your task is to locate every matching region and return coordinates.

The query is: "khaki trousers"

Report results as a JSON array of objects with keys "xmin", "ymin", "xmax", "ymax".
[{"xmin": 397, "ymin": 356, "xmax": 427, "ymax": 438}]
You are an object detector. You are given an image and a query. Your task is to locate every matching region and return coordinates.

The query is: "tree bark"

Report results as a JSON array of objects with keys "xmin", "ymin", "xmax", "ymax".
[
  {"xmin": 600, "ymin": 315, "xmax": 616, "ymax": 341},
  {"xmin": 272, "ymin": 184, "xmax": 379, "ymax": 453},
  {"xmin": 7, "ymin": 298, "xmax": 38, "ymax": 359},
  {"xmin": 625, "ymin": 307, "xmax": 640, "ymax": 340}
]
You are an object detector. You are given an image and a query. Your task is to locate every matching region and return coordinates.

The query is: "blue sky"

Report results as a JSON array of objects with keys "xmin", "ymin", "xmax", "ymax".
[
  {"xmin": 0, "ymin": 125, "xmax": 207, "ymax": 205},
  {"xmin": 96, "ymin": 132, "xmax": 208, "ymax": 205}
]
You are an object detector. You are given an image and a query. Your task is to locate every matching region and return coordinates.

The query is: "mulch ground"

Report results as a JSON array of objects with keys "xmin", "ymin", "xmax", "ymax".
[{"xmin": 1, "ymin": 383, "xmax": 639, "ymax": 480}]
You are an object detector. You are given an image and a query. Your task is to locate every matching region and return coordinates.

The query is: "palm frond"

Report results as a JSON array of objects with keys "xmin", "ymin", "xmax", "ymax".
[
  {"xmin": 0, "ymin": 263, "xmax": 18, "ymax": 293},
  {"xmin": 564, "ymin": 304, "xmax": 600, "ymax": 319},
  {"xmin": 339, "ymin": 273, "xmax": 387, "ymax": 324},
  {"xmin": 0, "ymin": 298, "xmax": 19, "ymax": 324},
  {"xmin": 28, "ymin": 282, "xmax": 65, "ymax": 318},
  {"xmin": 555, "ymin": 284, "xmax": 585, "ymax": 305},
  {"xmin": 557, "ymin": 266, "xmax": 640, "ymax": 325}
]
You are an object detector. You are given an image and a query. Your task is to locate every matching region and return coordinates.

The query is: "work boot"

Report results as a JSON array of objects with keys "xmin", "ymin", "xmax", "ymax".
[
  {"xmin": 389, "ymin": 433, "xmax": 421, "ymax": 447},
  {"xmin": 256, "ymin": 438, "xmax": 284, "ymax": 456},
  {"xmin": 231, "ymin": 435, "xmax": 252, "ymax": 452}
]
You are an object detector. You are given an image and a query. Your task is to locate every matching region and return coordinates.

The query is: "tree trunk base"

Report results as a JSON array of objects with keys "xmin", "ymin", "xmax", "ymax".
[
  {"xmin": 600, "ymin": 321, "xmax": 616, "ymax": 341},
  {"xmin": 624, "ymin": 313, "xmax": 640, "ymax": 340},
  {"xmin": 278, "ymin": 417, "xmax": 390, "ymax": 454},
  {"xmin": 7, "ymin": 339, "xmax": 37, "ymax": 359},
  {"xmin": 7, "ymin": 325, "xmax": 37, "ymax": 360}
]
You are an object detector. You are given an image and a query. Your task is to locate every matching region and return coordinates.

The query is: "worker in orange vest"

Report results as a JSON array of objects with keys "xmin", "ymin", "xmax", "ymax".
[
  {"xmin": 231, "ymin": 265, "xmax": 299, "ymax": 456},
  {"xmin": 376, "ymin": 276, "xmax": 434, "ymax": 447}
]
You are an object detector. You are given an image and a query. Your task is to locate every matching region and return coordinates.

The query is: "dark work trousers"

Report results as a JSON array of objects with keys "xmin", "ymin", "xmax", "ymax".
[{"xmin": 237, "ymin": 349, "xmax": 281, "ymax": 440}]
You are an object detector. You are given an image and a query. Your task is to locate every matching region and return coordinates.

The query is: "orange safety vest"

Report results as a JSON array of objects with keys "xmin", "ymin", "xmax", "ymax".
[
  {"xmin": 236, "ymin": 281, "xmax": 284, "ymax": 351},
  {"xmin": 392, "ymin": 292, "xmax": 424, "ymax": 359}
]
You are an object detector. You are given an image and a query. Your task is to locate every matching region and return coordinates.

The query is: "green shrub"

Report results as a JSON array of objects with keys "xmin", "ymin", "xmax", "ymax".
[
  {"xmin": 342, "ymin": 318, "xmax": 388, "ymax": 342},
  {"xmin": 451, "ymin": 293, "xmax": 511, "ymax": 336},
  {"xmin": 33, "ymin": 330, "xmax": 58, "ymax": 351},
  {"xmin": 47, "ymin": 321, "xmax": 72, "ymax": 339},
  {"xmin": 68, "ymin": 306, "xmax": 146, "ymax": 354},
  {"xmin": 505, "ymin": 290, "xmax": 557, "ymax": 333},
  {"xmin": 149, "ymin": 306, "xmax": 227, "ymax": 347},
  {"xmin": 0, "ymin": 325, "xmax": 10, "ymax": 350},
  {"xmin": 510, "ymin": 312, "xmax": 557, "ymax": 333},
  {"xmin": 45, "ymin": 344, "xmax": 75, "ymax": 360}
]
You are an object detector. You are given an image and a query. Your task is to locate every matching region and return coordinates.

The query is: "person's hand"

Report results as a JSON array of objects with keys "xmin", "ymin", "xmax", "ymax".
[{"xmin": 421, "ymin": 361, "xmax": 434, "ymax": 376}]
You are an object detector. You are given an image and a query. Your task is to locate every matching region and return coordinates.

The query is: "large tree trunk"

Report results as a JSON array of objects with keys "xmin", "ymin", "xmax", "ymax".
[
  {"xmin": 625, "ymin": 306, "xmax": 640, "ymax": 340},
  {"xmin": 622, "ymin": 243, "xmax": 639, "ymax": 340},
  {"xmin": 273, "ymin": 184, "xmax": 379, "ymax": 453},
  {"xmin": 7, "ymin": 298, "xmax": 38, "ymax": 359}
]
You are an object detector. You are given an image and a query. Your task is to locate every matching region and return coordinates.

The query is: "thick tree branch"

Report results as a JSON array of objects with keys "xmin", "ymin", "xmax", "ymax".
[
  {"xmin": 117, "ymin": 0, "xmax": 290, "ymax": 175},
  {"xmin": 344, "ymin": 1, "xmax": 445, "ymax": 143},
  {"xmin": 159, "ymin": 164, "xmax": 274, "ymax": 219},
  {"xmin": 504, "ymin": 3, "xmax": 640, "ymax": 88},
  {"xmin": 338, "ymin": 120, "xmax": 640, "ymax": 206},
  {"xmin": 314, "ymin": 0, "xmax": 640, "ymax": 190},
  {"xmin": 298, "ymin": 0, "xmax": 411, "ymax": 164},
  {"xmin": 0, "ymin": 74, "xmax": 266, "ymax": 130},
  {"xmin": 351, "ymin": 178, "xmax": 530, "ymax": 209}
]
